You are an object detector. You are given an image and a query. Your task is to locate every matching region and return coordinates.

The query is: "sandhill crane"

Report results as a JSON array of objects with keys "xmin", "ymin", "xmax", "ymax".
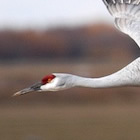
[{"xmin": 13, "ymin": 0, "xmax": 140, "ymax": 96}]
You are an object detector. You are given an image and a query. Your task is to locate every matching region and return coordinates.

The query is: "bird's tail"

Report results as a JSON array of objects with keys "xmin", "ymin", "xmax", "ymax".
[{"xmin": 103, "ymin": 0, "xmax": 140, "ymax": 18}]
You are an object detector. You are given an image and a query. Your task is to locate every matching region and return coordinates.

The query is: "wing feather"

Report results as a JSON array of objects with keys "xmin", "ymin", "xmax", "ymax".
[{"xmin": 103, "ymin": 0, "xmax": 140, "ymax": 47}]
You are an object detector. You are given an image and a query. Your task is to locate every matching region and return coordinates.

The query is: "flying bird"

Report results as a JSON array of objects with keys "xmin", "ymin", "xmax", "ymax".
[{"xmin": 13, "ymin": 0, "xmax": 140, "ymax": 96}]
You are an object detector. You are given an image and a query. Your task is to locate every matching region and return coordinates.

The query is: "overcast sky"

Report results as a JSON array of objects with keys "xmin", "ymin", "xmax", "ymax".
[{"xmin": 0, "ymin": 0, "xmax": 113, "ymax": 29}]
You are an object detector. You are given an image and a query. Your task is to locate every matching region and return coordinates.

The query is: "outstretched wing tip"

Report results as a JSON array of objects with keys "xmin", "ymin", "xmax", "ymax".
[{"xmin": 102, "ymin": 0, "xmax": 140, "ymax": 48}]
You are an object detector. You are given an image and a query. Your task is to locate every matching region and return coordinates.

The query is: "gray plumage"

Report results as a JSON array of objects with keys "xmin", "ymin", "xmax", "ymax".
[
  {"xmin": 13, "ymin": 0, "xmax": 140, "ymax": 96},
  {"xmin": 103, "ymin": 0, "xmax": 140, "ymax": 47}
]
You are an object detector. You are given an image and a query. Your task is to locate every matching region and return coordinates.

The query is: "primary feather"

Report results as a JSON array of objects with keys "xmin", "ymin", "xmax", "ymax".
[{"xmin": 103, "ymin": 0, "xmax": 140, "ymax": 47}]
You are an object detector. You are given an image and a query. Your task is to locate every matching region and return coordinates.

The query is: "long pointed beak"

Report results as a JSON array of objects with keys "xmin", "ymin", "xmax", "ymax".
[{"xmin": 13, "ymin": 82, "xmax": 42, "ymax": 97}]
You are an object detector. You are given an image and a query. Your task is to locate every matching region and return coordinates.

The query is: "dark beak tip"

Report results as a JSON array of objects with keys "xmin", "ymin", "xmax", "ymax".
[
  {"xmin": 12, "ymin": 88, "xmax": 33, "ymax": 97},
  {"xmin": 13, "ymin": 82, "xmax": 42, "ymax": 97}
]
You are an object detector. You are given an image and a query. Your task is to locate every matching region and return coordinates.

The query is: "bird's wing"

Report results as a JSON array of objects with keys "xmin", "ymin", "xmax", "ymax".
[{"xmin": 103, "ymin": 0, "xmax": 140, "ymax": 47}]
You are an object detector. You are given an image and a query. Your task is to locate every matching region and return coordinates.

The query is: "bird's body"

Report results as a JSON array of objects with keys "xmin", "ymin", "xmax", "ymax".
[{"xmin": 14, "ymin": 0, "xmax": 140, "ymax": 96}]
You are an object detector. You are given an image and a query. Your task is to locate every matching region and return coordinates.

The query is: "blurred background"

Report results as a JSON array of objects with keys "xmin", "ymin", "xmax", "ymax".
[{"xmin": 1, "ymin": 0, "xmax": 140, "ymax": 140}]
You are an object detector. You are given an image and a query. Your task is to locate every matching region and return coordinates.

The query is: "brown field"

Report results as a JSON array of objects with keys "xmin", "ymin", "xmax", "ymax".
[
  {"xmin": 1, "ymin": 61, "xmax": 140, "ymax": 140},
  {"xmin": 1, "ymin": 104, "xmax": 140, "ymax": 140}
]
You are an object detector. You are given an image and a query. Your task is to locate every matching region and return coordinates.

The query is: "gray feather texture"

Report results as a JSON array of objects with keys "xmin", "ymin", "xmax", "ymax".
[{"xmin": 103, "ymin": 0, "xmax": 140, "ymax": 47}]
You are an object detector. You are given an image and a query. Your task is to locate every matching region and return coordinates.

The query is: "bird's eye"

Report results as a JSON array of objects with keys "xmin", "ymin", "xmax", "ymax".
[
  {"xmin": 47, "ymin": 78, "xmax": 52, "ymax": 83},
  {"xmin": 41, "ymin": 74, "xmax": 56, "ymax": 85}
]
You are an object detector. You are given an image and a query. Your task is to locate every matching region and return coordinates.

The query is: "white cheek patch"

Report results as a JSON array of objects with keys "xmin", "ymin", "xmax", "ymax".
[{"xmin": 40, "ymin": 78, "xmax": 60, "ymax": 91}]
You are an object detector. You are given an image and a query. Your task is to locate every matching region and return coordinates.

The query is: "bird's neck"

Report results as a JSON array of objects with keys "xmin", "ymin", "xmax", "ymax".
[{"xmin": 73, "ymin": 58, "xmax": 140, "ymax": 88}]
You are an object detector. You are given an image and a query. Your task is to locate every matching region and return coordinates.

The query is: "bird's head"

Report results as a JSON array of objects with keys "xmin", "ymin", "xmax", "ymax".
[{"xmin": 13, "ymin": 73, "xmax": 74, "ymax": 96}]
